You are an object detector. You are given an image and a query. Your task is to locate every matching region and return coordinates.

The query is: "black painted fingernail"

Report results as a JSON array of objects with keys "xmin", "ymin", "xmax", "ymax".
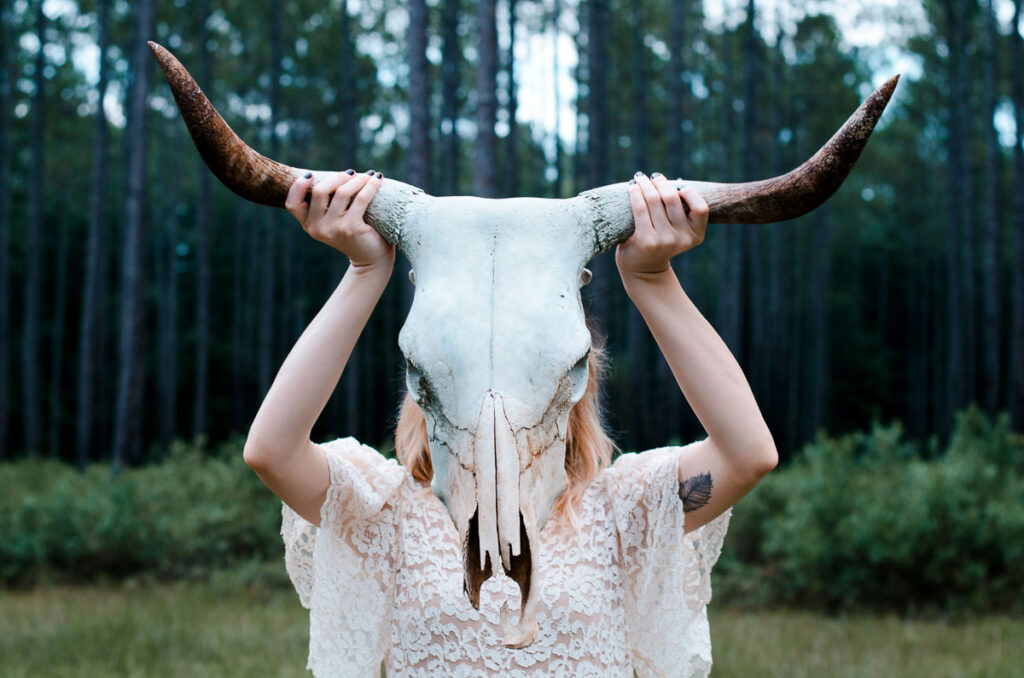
[
  {"xmin": 676, "ymin": 185, "xmax": 684, "ymax": 191},
  {"xmin": 366, "ymin": 169, "xmax": 375, "ymax": 175},
  {"xmin": 376, "ymin": 172, "xmax": 382, "ymax": 179},
  {"xmin": 634, "ymin": 171, "xmax": 643, "ymax": 177},
  {"xmin": 652, "ymin": 172, "xmax": 663, "ymax": 178},
  {"xmin": 629, "ymin": 178, "xmax": 636, "ymax": 185},
  {"xmin": 303, "ymin": 171, "xmax": 312, "ymax": 179},
  {"xmin": 345, "ymin": 168, "xmax": 355, "ymax": 175}
]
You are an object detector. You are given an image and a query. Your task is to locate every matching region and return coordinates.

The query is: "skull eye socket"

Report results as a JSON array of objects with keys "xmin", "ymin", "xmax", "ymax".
[
  {"xmin": 567, "ymin": 350, "xmax": 590, "ymax": 403},
  {"xmin": 406, "ymin": 360, "xmax": 425, "ymax": 403}
]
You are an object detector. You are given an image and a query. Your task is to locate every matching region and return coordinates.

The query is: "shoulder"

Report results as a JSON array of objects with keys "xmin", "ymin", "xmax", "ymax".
[
  {"xmin": 317, "ymin": 436, "xmax": 417, "ymax": 523},
  {"xmin": 600, "ymin": 440, "xmax": 702, "ymax": 502}
]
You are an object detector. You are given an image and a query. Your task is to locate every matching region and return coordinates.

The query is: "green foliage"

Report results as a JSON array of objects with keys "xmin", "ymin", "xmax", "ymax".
[
  {"xmin": 717, "ymin": 406, "xmax": 1024, "ymax": 614},
  {"xmin": 3, "ymin": 408, "xmax": 1023, "ymax": 618},
  {"xmin": 0, "ymin": 438, "xmax": 283, "ymax": 587}
]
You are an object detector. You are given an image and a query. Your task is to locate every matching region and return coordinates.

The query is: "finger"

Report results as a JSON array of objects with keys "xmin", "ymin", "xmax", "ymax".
[
  {"xmin": 284, "ymin": 172, "xmax": 313, "ymax": 224},
  {"xmin": 328, "ymin": 170, "xmax": 371, "ymax": 218},
  {"xmin": 310, "ymin": 171, "xmax": 351, "ymax": 217},
  {"xmin": 627, "ymin": 179, "xmax": 655, "ymax": 241},
  {"xmin": 651, "ymin": 173, "xmax": 686, "ymax": 228},
  {"xmin": 679, "ymin": 186, "xmax": 710, "ymax": 239},
  {"xmin": 635, "ymin": 172, "xmax": 669, "ymax": 230},
  {"xmin": 343, "ymin": 171, "xmax": 382, "ymax": 223},
  {"xmin": 671, "ymin": 177, "xmax": 693, "ymax": 217}
]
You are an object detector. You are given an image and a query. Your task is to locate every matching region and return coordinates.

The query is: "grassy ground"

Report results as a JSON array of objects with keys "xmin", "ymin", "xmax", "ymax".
[
  {"xmin": 1, "ymin": 581, "xmax": 1022, "ymax": 677},
  {"xmin": 708, "ymin": 608, "xmax": 1024, "ymax": 678}
]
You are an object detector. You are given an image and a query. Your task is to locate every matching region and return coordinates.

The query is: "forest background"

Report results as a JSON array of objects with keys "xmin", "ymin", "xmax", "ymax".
[
  {"xmin": 2, "ymin": 0, "xmax": 1023, "ymax": 465},
  {"xmin": 2, "ymin": 0, "xmax": 1024, "ymax": 634}
]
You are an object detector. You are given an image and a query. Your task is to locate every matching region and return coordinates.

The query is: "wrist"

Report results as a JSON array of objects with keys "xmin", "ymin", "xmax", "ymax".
[
  {"xmin": 618, "ymin": 264, "xmax": 677, "ymax": 292},
  {"xmin": 348, "ymin": 256, "xmax": 394, "ymax": 281}
]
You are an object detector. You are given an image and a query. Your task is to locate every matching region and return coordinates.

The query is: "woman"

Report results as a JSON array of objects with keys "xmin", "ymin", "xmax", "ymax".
[{"xmin": 243, "ymin": 168, "xmax": 778, "ymax": 677}]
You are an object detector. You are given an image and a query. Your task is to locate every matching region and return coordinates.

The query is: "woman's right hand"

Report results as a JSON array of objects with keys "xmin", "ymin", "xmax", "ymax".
[{"xmin": 284, "ymin": 169, "xmax": 395, "ymax": 271}]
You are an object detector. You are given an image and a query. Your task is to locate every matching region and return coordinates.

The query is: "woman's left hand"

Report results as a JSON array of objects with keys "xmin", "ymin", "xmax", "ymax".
[{"xmin": 615, "ymin": 171, "xmax": 709, "ymax": 279}]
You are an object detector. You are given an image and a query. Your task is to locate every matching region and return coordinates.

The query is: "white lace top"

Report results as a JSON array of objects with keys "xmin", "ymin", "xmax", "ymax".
[{"xmin": 281, "ymin": 436, "xmax": 731, "ymax": 677}]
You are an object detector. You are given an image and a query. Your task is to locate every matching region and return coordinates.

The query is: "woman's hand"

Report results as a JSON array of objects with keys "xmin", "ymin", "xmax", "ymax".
[
  {"xmin": 284, "ymin": 169, "xmax": 395, "ymax": 272},
  {"xmin": 615, "ymin": 171, "xmax": 710, "ymax": 279}
]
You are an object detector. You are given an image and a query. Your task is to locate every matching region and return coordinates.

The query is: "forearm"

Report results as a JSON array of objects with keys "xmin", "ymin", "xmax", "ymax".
[
  {"xmin": 620, "ymin": 266, "xmax": 776, "ymax": 471},
  {"xmin": 245, "ymin": 260, "xmax": 392, "ymax": 460}
]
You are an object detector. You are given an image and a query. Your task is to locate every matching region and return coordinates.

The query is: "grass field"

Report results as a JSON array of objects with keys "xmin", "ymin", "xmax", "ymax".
[{"xmin": 1, "ymin": 580, "xmax": 1022, "ymax": 677}]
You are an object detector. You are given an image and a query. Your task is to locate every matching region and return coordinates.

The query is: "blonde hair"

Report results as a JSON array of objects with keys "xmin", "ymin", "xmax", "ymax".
[{"xmin": 394, "ymin": 324, "xmax": 618, "ymax": 527}]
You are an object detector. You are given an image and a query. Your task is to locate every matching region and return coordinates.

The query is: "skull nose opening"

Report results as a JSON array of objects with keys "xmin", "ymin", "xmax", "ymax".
[{"xmin": 463, "ymin": 509, "xmax": 532, "ymax": 611}]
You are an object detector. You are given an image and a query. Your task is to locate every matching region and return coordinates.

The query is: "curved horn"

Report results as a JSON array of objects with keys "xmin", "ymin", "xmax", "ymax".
[
  {"xmin": 148, "ymin": 41, "xmax": 426, "ymax": 247},
  {"xmin": 572, "ymin": 74, "xmax": 900, "ymax": 254}
]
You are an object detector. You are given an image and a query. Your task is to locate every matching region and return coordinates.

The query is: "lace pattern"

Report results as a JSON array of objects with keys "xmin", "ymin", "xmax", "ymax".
[
  {"xmin": 280, "ymin": 437, "xmax": 731, "ymax": 677},
  {"xmin": 604, "ymin": 441, "xmax": 732, "ymax": 677}
]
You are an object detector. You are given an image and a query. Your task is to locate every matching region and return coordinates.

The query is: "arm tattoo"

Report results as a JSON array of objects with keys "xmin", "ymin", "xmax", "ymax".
[{"xmin": 678, "ymin": 472, "xmax": 713, "ymax": 513}]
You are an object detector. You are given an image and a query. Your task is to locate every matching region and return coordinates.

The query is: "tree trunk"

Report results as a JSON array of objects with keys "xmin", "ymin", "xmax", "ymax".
[
  {"xmin": 942, "ymin": 0, "xmax": 975, "ymax": 428},
  {"xmin": 627, "ymin": 0, "xmax": 651, "ymax": 445},
  {"xmin": 112, "ymin": 0, "xmax": 155, "ymax": 470},
  {"xmin": 572, "ymin": 2, "xmax": 586, "ymax": 196},
  {"xmin": 76, "ymin": 0, "xmax": 110, "ymax": 468},
  {"xmin": 585, "ymin": 0, "xmax": 611, "ymax": 320},
  {"xmin": 398, "ymin": 0, "xmax": 430, "ymax": 316},
  {"xmin": 339, "ymin": 0, "xmax": 359, "ymax": 173},
  {"xmin": 767, "ymin": 14, "xmax": 785, "ymax": 436},
  {"xmin": 408, "ymin": 0, "xmax": 431, "ymax": 190},
  {"xmin": 716, "ymin": 26, "xmax": 741, "ymax": 356},
  {"xmin": 807, "ymin": 207, "xmax": 831, "ymax": 438},
  {"xmin": 0, "ymin": 0, "xmax": 13, "ymax": 459},
  {"xmin": 157, "ymin": 124, "xmax": 179, "ymax": 452},
  {"xmin": 980, "ymin": 0, "xmax": 1000, "ymax": 414},
  {"xmin": 193, "ymin": 0, "xmax": 212, "ymax": 442},
  {"xmin": 259, "ymin": 2, "xmax": 282, "ymax": 395},
  {"xmin": 474, "ymin": 0, "xmax": 498, "ymax": 197},
  {"xmin": 661, "ymin": 0, "xmax": 690, "ymax": 442},
  {"xmin": 232, "ymin": 202, "xmax": 247, "ymax": 434},
  {"xmin": 1010, "ymin": 0, "xmax": 1024, "ymax": 429},
  {"xmin": 336, "ymin": 0, "xmax": 362, "ymax": 439},
  {"xmin": 586, "ymin": 0, "xmax": 609, "ymax": 189},
  {"xmin": 441, "ymin": 0, "xmax": 460, "ymax": 195},
  {"xmin": 667, "ymin": 0, "xmax": 686, "ymax": 177},
  {"xmin": 786, "ymin": 221, "xmax": 805, "ymax": 447},
  {"xmin": 506, "ymin": 0, "xmax": 520, "ymax": 198},
  {"xmin": 47, "ymin": 215, "xmax": 70, "ymax": 459},
  {"xmin": 23, "ymin": 0, "xmax": 46, "ymax": 457},
  {"xmin": 549, "ymin": 0, "xmax": 561, "ymax": 198},
  {"xmin": 741, "ymin": 0, "xmax": 764, "ymax": 398}
]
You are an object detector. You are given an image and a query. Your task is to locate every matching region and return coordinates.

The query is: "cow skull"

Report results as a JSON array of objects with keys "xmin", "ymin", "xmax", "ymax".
[{"xmin": 149, "ymin": 42, "xmax": 898, "ymax": 647}]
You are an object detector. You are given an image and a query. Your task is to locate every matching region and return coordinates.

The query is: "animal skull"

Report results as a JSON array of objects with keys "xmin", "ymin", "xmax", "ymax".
[{"xmin": 149, "ymin": 42, "xmax": 898, "ymax": 647}]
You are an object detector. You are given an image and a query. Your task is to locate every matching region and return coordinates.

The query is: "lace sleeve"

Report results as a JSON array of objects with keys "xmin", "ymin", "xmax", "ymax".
[
  {"xmin": 280, "ymin": 436, "xmax": 408, "ymax": 608},
  {"xmin": 279, "ymin": 437, "xmax": 410, "ymax": 676},
  {"xmin": 603, "ymin": 440, "xmax": 732, "ymax": 678}
]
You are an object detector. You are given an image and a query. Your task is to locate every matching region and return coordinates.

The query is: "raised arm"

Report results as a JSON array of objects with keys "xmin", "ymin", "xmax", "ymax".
[
  {"xmin": 243, "ymin": 169, "xmax": 393, "ymax": 527},
  {"xmin": 615, "ymin": 171, "xmax": 778, "ymax": 533}
]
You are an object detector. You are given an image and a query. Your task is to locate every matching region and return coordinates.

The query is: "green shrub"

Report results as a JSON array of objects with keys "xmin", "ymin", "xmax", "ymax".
[
  {"xmin": 4, "ymin": 408, "xmax": 1022, "ymax": 615},
  {"xmin": 717, "ymin": 406, "xmax": 1024, "ymax": 614},
  {"xmin": 0, "ymin": 436, "xmax": 283, "ymax": 586}
]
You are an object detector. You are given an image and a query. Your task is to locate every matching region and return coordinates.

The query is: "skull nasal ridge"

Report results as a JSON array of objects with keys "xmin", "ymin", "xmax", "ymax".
[{"xmin": 487, "ymin": 231, "xmax": 497, "ymax": 389}]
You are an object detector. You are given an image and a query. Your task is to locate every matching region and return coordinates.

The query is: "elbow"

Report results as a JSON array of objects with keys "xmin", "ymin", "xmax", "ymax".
[
  {"xmin": 242, "ymin": 442, "xmax": 265, "ymax": 470},
  {"xmin": 243, "ymin": 437, "xmax": 276, "ymax": 471},
  {"xmin": 243, "ymin": 432, "xmax": 308, "ymax": 472},
  {"xmin": 753, "ymin": 437, "xmax": 779, "ymax": 478}
]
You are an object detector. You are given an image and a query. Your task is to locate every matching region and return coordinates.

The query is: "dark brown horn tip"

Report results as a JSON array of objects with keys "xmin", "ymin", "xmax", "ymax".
[
  {"xmin": 865, "ymin": 74, "xmax": 900, "ymax": 121},
  {"xmin": 703, "ymin": 72, "xmax": 901, "ymax": 224},
  {"xmin": 148, "ymin": 40, "xmax": 301, "ymax": 208},
  {"xmin": 148, "ymin": 41, "xmax": 174, "ymax": 71},
  {"xmin": 573, "ymin": 73, "xmax": 901, "ymax": 252}
]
